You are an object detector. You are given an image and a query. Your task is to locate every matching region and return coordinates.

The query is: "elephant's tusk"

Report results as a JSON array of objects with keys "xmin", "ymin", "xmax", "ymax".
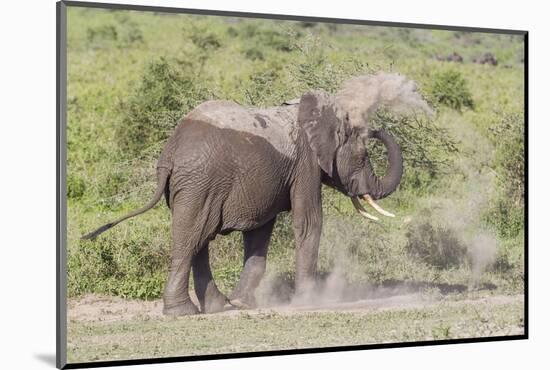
[
  {"xmin": 362, "ymin": 194, "xmax": 396, "ymax": 218},
  {"xmin": 351, "ymin": 197, "xmax": 379, "ymax": 221}
]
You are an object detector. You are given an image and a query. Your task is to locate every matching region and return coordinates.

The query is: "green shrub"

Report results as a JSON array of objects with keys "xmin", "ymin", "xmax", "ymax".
[
  {"xmin": 485, "ymin": 198, "xmax": 524, "ymax": 239},
  {"xmin": 489, "ymin": 112, "xmax": 525, "ymax": 206},
  {"xmin": 243, "ymin": 69, "xmax": 286, "ymax": 106},
  {"xmin": 241, "ymin": 24, "xmax": 296, "ymax": 52},
  {"xmin": 190, "ymin": 32, "xmax": 221, "ymax": 51},
  {"xmin": 67, "ymin": 173, "xmax": 86, "ymax": 200},
  {"xmin": 85, "ymin": 22, "xmax": 143, "ymax": 49},
  {"xmin": 69, "ymin": 217, "xmax": 171, "ymax": 299},
  {"xmin": 369, "ymin": 110, "xmax": 458, "ymax": 193},
  {"xmin": 244, "ymin": 47, "xmax": 265, "ymax": 61},
  {"xmin": 116, "ymin": 58, "xmax": 211, "ymax": 156},
  {"xmin": 289, "ymin": 36, "xmax": 348, "ymax": 92},
  {"xmin": 226, "ymin": 26, "xmax": 239, "ymax": 38},
  {"xmin": 86, "ymin": 24, "xmax": 118, "ymax": 45},
  {"xmin": 429, "ymin": 69, "xmax": 474, "ymax": 111},
  {"xmin": 119, "ymin": 22, "xmax": 144, "ymax": 46},
  {"xmin": 405, "ymin": 214, "xmax": 468, "ymax": 269},
  {"xmin": 485, "ymin": 112, "xmax": 525, "ymax": 238}
]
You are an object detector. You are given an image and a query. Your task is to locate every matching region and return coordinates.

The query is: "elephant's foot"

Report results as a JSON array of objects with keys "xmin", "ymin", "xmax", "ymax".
[
  {"xmin": 228, "ymin": 291, "xmax": 257, "ymax": 310},
  {"xmin": 162, "ymin": 298, "xmax": 199, "ymax": 316},
  {"xmin": 201, "ymin": 289, "xmax": 229, "ymax": 314},
  {"xmin": 291, "ymin": 292, "xmax": 312, "ymax": 306},
  {"xmin": 291, "ymin": 279, "xmax": 317, "ymax": 306}
]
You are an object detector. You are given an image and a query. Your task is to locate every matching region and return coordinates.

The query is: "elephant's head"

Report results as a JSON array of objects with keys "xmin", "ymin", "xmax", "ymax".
[{"xmin": 297, "ymin": 73, "xmax": 429, "ymax": 220}]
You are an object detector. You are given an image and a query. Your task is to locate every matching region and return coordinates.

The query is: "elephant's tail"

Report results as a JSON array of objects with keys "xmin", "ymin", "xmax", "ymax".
[{"xmin": 81, "ymin": 167, "xmax": 171, "ymax": 241}]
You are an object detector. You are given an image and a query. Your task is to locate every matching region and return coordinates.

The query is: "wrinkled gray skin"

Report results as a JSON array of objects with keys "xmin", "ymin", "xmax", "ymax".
[{"xmin": 83, "ymin": 90, "xmax": 403, "ymax": 316}]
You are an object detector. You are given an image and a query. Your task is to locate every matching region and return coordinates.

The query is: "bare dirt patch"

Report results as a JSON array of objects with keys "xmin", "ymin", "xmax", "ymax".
[
  {"xmin": 68, "ymin": 294, "xmax": 165, "ymax": 323},
  {"xmin": 68, "ymin": 292, "xmax": 523, "ymax": 322}
]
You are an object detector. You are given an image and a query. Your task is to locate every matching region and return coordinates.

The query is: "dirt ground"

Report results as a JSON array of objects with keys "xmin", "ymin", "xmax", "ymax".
[{"xmin": 67, "ymin": 291, "xmax": 524, "ymax": 364}]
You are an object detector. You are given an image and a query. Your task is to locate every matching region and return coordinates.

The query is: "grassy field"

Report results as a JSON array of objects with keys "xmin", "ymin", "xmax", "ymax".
[
  {"xmin": 67, "ymin": 292, "xmax": 524, "ymax": 363},
  {"xmin": 66, "ymin": 6, "xmax": 525, "ymax": 363}
]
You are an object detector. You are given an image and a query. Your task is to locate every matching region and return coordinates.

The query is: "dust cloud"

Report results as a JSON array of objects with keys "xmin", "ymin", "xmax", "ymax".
[
  {"xmin": 255, "ymin": 154, "xmax": 499, "ymax": 310},
  {"xmin": 428, "ymin": 131, "xmax": 499, "ymax": 284},
  {"xmin": 335, "ymin": 72, "xmax": 434, "ymax": 130},
  {"xmin": 255, "ymin": 216, "xmax": 426, "ymax": 310}
]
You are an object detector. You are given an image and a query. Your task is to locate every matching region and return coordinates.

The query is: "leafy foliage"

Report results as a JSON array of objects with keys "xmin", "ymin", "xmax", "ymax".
[
  {"xmin": 485, "ymin": 111, "xmax": 525, "ymax": 238},
  {"xmin": 69, "ymin": 218, "xmax": 171, "ymax": 299},
  {"xmin": 428, "ymin": 69, "xmax": 475, "ymax": 111},
  {"xmin": 86, "ymin": 21, "xmax": 143, "ymax": 49},
  {"xmin": 489, "ymin": 112, "xmax": 525, "ymax": 206},
  {"xmin": 116, "ymin": 58, "xmax": 211, "ymax": 155},
  {"xmin": 369, "ymin": 110, "xmax": 458, "ymax": 193},
  {"xmin": 405, "ymin": 215, "xmax": 468, "ymax": 270}
]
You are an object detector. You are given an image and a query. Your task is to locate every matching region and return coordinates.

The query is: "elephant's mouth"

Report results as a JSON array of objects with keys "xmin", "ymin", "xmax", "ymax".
[{"xmin": 350, "ymin": 194, "xmax": 395, "ymax": 222}]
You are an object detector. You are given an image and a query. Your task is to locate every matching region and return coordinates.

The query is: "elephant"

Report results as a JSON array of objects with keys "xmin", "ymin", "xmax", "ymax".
[{"xmin": 82, "ymin": 72, "xmax": 427, "ymax": 316}]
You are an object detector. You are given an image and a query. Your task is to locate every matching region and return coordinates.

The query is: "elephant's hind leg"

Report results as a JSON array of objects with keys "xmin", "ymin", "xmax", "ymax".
[
  {"xmin": 192, "ymin": 245, "xmax": 229, "ymax": 313},
  {"xmin": 162, "ymin": 196, "xmax": 221, "ymax": 316},
  {"xmin": 229, "ymin": 218, "xmax": 276, "ymax": 309},
  {"xmin": 163, "ymin": 235, "xmax": 199, "ymax": 316}
]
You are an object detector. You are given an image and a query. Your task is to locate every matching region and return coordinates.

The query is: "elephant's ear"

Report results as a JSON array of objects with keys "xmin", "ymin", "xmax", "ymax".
[{"xmin": 297, "ymin": 90, "xmax": 341, "ymax": 176}]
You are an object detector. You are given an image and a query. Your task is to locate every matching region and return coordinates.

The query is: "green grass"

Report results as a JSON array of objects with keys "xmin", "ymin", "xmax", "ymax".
[
  {"xmin": 67, "ymin": 7, "xmax": 525, "ymax": 300},
  {"xmin": 67, "ymin": 294, "xmax": 524, "ymax": 363}
]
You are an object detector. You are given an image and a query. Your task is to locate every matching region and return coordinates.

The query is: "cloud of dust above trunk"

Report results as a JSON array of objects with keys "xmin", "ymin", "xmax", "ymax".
[{"xmin": 335, "ymin": 72, "xmax": 433, "ymax": 131}]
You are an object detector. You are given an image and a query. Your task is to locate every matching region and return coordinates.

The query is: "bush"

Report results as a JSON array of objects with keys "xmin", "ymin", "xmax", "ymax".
[
  {"xmin": 190, "ymin": 32, "xmax": 221, "ymax": 51},
  {"xmin": 244, "ymin": 47, "xmax": 264, "ymax": 61},
  {"xmin": 489, "ymin": 112, "xmax": 525, "ymax": 206},
  {"xmin": 86, "ymin": 22, "xmax": 143, "ymax": 49},
  {"xmin": 241, "ymin": 24, "xmax": 296, "ymax": 52},
  {"xmin": 69, "ymin": 215, "xmax": 171, "ymax": 299},
  {"xmin": 368, "ymin": 110, "xmax": 458, "ymax": 193},
  {"xmin": 119, "ymin": 22, "xmax": 144, "ymax": 46},
  {"xmin": 243, "ymin": 69, "xmax": 286, "ymax": 106},
  {"xmin": 485, "ymin": 112, "xmax": 525, "ymax": 238},
  {"xmin": 429, "ymin": 69, "xmax": 474, "ymax": 111},
  {"xmin": 67, "ymin": 173, "xmax": 87, "ymax": 200},
  {"xmin": 116, "ymin": 58, "xmax": 211, "ymax": 156},
  {"xmin": 87, "ymin": 24, "xmax": 118, "ymax": 45},
  {"xmin": 405, "ymin": 214, "xmax": 468, "ymax": 269},
  {"xmin": 485, "ymin": 198, "xmax": 524, "ymax": 239},
  {"xmin": 288, "ymin": 35, "xmax": 348, "ymax": 92}
]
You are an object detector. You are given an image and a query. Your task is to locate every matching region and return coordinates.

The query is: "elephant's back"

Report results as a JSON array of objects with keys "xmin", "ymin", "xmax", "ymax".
[
  {"xmin": 185, "ymin": 100, "xmax": 299, "ymax": 156},
  {"xmin": 157, "ymin": 100, "xmax": 300, "ymax": 172}
]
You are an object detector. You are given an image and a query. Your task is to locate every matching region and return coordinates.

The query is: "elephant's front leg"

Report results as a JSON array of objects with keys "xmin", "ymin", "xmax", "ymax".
[
  {"xmin": 192, "ymin": 245, "xmax": 229, "ymax": 313},
  {"xmin": 229, "ymin": 218, "xmax": 276, "ymax": 309},
  {"xmin": 291, "ymin": 183, "xmax": 322, "ymax": 300}
]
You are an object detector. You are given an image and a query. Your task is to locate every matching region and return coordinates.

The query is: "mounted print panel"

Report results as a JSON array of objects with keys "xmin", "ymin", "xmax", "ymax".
[{"xmin": 57, "ymin": 1, "xmax": 527, "ymax": 368}]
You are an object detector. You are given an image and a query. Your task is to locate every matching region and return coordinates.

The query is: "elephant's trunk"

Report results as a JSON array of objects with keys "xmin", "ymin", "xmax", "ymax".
[{"xmin": 363, "ymin": 129, "xmax": 403, "ymax": 200}]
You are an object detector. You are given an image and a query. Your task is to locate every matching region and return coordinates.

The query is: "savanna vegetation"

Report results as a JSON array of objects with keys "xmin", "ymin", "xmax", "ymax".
[{"xmin": 65, "ymin": 7, "xmax": 525, "ymax": 361}]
